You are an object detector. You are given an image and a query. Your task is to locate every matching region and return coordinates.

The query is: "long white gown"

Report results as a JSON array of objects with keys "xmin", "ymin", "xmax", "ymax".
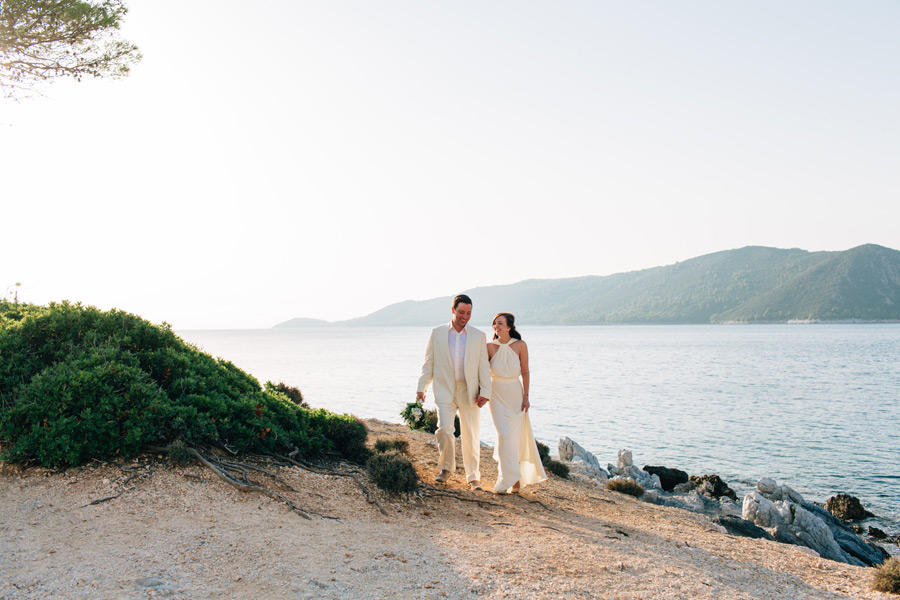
[{"xmin": 488, "ymin": 339, "xmax": 547, "ymax": 494}]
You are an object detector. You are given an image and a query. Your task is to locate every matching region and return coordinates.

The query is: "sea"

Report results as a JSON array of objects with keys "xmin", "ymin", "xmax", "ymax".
[{"xmin": 178, "ymin": 324, "xmax": 900, "ymax": 536}]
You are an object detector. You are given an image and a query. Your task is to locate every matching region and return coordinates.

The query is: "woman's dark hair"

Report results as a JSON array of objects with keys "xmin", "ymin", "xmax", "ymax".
[
  {"xmin": 453, "ymin": 294, "xmax": 473, "ymax": 309},
  {"xmin": 493, "ymin": 312, "xmax": 522, "ymax": 340}
]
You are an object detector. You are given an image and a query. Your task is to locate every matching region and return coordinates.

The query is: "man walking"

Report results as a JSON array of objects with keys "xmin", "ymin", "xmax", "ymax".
[{"xmin": 416, "ymin": 294, "xmax": 491, "ymax": 490}]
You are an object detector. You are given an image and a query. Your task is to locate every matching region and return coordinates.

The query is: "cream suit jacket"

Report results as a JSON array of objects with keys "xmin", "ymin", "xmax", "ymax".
[{"xmin": 417, "ymin": 323, "xmax": 492, "ymax": 407}]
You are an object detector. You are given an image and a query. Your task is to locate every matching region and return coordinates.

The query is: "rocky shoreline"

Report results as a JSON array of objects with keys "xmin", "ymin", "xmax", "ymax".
[{"xmin": 557, "ymin": 436, "xmax": 898, "ymax": 567}]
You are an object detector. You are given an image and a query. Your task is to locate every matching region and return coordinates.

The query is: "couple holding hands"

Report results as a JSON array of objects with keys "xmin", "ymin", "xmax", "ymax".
[{"xmin": 416, "ymin": 294, "xmax": 547, "ymax": 493}]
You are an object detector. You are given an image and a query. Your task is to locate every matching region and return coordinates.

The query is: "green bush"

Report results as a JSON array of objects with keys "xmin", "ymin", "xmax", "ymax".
[
  {"xmin": 536, "ymin": 440, "xmax": 569, "ymax": 479},
  {"xmin": 314, "ymin": 413, "xmax": 370, "ymax": 464},
  {"xmin": 374, "ymin": 438, "xmax": 409, "ymax": 454},
  {"xmin": 872, "ymin": 557, "xmax": 900, "ymax": 594},
  {"xmin": 366, "ymin": 451, "xmax": 419, "ymax": 493},
  {"xmin": 167, "ymin": 439, "xmax": 194, "ymax": 466},
  {"xmin": 545, "ymin": 459, "xmax": 570, "ymax": 479},
  {"xmin": 607, "ymin": 479, "xmax": 645, "ymax": 498},
  {"xmin": 265, "ymin": 381, "xmax": 308, "ymax": 408},
  {"xmin": 0, "ymin": 302, "xmax": 366, "ymax": 467}
]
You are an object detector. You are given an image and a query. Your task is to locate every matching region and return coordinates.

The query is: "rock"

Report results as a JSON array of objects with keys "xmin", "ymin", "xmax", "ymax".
[
  {"xmin": 690, "ymin": 474, "xmax": 737, "ymax": 501},
  {"xmin": 557, "ymin": 437, "xmax": 602, "ymax": 470},
  {"xmin": 825, "ymin": 494, "xmax": 872, "ymax": 522},
  {"xmin": 673, "ymin": 480, "xmax": 697, "ymax": 494},
  {"xmin": 868, "ymin": 526, "xmax": 887, "ymax": 539},
  {"xmin": 617, "ymin": 449, "xmax": 633, "ymax": 470},
  {"xmin": 713, "ymin": 515, "xmax": 774, "ymax": 540},
  {"xmin": 643, "ymin": 466, "xmax": 688, "ymax": 492},
  {"xmin": 642, "ymin": 489, "xmax": 660, "ymax": 504},
  {"xmin": 742, "ymin": 491, "xmax": 890, "ymax": 567},
  {"xmin": 757, "ymin": 477, "xmax": 777, "ymax": 494},
  {"xmin": 802, "ymin": 502, "xmax": 889, "ymax": 567},
  {"xmin": 742, "ymin": 492, "xmax": 784, "ymax": 528},
  {"xmin": 755, "ymin": 478, "xmax": 803, "ymax": 503}
]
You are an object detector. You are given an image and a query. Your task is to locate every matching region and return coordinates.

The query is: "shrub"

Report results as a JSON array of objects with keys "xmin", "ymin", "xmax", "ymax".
[
  {"xmin": 366, "ymin": 451, "xmax": 419, "ymax": 493},
  {"xmin": 545, "ymin": 459, "xmax": 570, "ymax": 479},
  {"xmin": 0, "ymin": 302, "xmax": 366, "ymax": 467},
  {"xmin": 265, "ymin": 381, "xmax": 308, "ymax": 408},
  {"xmin": 313, "ymin": 412, "xmax": 371, "ymax": 464},
  {"xmin": 872, "ymin": 557, "xmax": 900, "ymax": 594},
  {"xmin": 167, "ymin": 440, "xmax": 194, "ymax": 466},
  {"xmin": 607, "ymin": 479, "xmax": 645, "ymax": 498},
  {"xmin": 536, "ymin": 440, "xmax": 569, "ymax": 479},
  {"xmin": 536, "ymin": 440, "xmax": 551, "ymax": 463},
  {"xmin": 374, "ymin": 438, "xmax": 409, "ymax": 454}
]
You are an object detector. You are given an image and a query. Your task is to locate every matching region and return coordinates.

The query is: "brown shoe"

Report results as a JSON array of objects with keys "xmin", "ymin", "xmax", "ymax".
[
  {"xmin": 468, "ymin": 480, "xmax": 483, "ymax": 491},
  {"xmin": 435, "ymin": 470, "xmax": 451, "ymax": 483}
]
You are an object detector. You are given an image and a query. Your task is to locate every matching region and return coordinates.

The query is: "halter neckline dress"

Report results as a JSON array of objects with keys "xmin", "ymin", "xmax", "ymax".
[{"xmin": 488, "ymin": 339, "xmax": 547, "ymax": 493}]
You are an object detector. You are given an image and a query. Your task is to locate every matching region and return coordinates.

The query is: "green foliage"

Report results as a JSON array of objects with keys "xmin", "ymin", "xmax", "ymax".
[
  {"xmin": 374, "ymin": 438, "xmax": 409, "ymax": 454},
  {"xmin": 536, "ymin": 440, "xmax": 569, "ymax": 479},
  {"xmin": 265, "ymin": 381, "xmax": 308, "ymax": 409},
  {"xmin": 607, "ymin": 479, "xmax": 645, "ymax": 498},
  {"xmin": 872, "ymin": 557, "xmax": 900, "ymax": 594},
  {"xmin": 167, "ymin": 439, "xmax": 193, "ymax": 467},
  {"xmin": 0, "ymin": 0, "xmax": 141, "ymax": 98},
  {"xmin": 0, "ymin": 302, "xmax": 366, "ymax": 467},
  {"xmin": 536, "ymin": 440, "xmax": 551, "ymax": 463},
  {"xmin": 313, "ymin": 413, "xmax": 370, "ymax": 464},
  {"xmin": 366, "ymin": 451, "xmax": 419, "ymax": 493},
  {"xmin": 545, "ymin": 459, "xmax": 570, "ymax": 479}
]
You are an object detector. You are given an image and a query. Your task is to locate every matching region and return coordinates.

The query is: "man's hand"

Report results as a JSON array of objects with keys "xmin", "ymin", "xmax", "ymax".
[
  {"xmin": 416, "ymin": 391, "xmax": 426, "ymax": 402},
  {"xmin": 476, "ymin": 396, "xmax": 489, "ymax": 408}
]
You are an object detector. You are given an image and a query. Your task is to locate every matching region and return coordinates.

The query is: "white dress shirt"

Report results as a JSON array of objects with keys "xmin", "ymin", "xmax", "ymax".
[{"xmin": 448, "ymin": 323, "xmax": 467, "ymax": 382}]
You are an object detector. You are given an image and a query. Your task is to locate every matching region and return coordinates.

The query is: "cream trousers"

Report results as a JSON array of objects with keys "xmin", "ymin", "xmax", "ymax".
[{"xmin": 435, "ymin": 381, "xmax": 482, "ymax": 482}]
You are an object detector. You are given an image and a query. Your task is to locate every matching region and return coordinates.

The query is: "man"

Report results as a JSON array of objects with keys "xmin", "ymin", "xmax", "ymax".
[{"xmin": 416, "ymin": 294, "xmax": 491, "ymax": 490}]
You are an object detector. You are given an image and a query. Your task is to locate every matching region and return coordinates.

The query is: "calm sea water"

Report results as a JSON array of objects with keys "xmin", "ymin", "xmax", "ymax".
[{"xmin": 178, "ymin": 325, "xmax": 900, "ymax": 530}]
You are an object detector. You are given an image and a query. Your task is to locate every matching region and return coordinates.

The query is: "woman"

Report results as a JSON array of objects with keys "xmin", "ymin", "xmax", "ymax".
[{"xmin": 487, "ymin": 312, "xmax": 547, "ymax": 494}]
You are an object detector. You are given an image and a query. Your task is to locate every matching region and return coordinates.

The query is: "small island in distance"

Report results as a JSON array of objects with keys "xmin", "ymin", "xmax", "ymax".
[{"xmin": 275, "ymin": 244, "xmax": 900, "ymax": 327}]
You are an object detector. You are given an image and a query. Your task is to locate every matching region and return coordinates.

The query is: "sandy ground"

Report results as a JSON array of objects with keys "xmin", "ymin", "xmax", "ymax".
[{"xmin": 0, "ymin": 419, "xmax": 894, "ymax": 600}]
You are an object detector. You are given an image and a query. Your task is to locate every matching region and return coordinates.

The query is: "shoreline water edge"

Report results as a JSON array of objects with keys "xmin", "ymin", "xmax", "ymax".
[{"xmin": 551, "ymin": 435, "xmax": 898, "ymax": 565}]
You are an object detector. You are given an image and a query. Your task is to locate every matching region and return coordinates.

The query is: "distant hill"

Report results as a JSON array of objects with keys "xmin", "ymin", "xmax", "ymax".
[
  {"xmin": 272, "ymin": 317, "xmax": 332, "ymax": 328},
  {"xmin": 273, "ymin": 244, "xmax": 900, "ymax": 327}
]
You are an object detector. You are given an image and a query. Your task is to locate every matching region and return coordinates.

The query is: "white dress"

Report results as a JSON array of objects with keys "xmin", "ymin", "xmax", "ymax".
[{"xmin": 488, "ymin": 339, "xmax": 547, "ymax": 493}]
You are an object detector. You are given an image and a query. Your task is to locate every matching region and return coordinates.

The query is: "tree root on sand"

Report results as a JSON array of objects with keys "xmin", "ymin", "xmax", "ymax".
[{"xmin": 275, "ymin": 454, "xmax": 389, "ymax": 517}]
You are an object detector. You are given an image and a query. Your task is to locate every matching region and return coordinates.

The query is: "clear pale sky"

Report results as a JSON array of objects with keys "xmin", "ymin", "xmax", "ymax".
[{"xmin": 2, "ymin": 1, "xmax": 898, "ymax": 329}]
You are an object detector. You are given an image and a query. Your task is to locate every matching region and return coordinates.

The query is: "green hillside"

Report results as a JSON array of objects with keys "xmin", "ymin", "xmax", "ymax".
[{"xmin": 275, "ymin": 244, "xmax": 900, "ymax": 326}]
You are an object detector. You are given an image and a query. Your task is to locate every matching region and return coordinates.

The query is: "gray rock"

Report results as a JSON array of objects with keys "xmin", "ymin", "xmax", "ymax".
[
  {"xmin": 802, "ymin": 502, "xmax": 889, "ymax": 567},
  {"xmin": 557, "ymin": 437, "xmax": 602, "ymax": 470},
  {"xmin": 756, "ymin": 477, "xmax": 777, "ymax": 494},
  {"xmin": 713, "ymin": 515, "xmax": 774, "ymax": 540},
  {"xmin": 617, "ymin": 449, "xmax": 633, "ymax": 469}
]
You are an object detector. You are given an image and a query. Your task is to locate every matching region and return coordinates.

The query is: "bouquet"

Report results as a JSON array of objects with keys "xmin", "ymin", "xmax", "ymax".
[
  {"xmin": 400, "ymin": 400, "xmax": 458, "ymax": 436},
  {"xmin": 401, "ymin": 400, "xmax": 437, "ymax": 433}
]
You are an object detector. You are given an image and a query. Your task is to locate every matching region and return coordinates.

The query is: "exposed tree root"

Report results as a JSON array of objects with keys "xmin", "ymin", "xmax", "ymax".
[
  {"xmin": 275, "ymin": 454, "xmax": 389, "ymax": 517},
  {"xmin": 146, "ymin": 445, "xmax": 338, "ymax": 520},
  {"xmin": 184, "ymin": 447, "xmax": 322, "ymax": 520}
]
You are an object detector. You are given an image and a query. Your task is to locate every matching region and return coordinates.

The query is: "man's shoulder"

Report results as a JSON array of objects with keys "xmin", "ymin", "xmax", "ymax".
[{"xmin": 467, "ymin": 325, "xmax": 486, "ymax": 337}]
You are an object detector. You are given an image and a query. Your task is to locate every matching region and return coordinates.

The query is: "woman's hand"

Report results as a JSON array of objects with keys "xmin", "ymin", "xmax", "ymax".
[{"xmin": 521, "ymin": 394, "xmax": 530, "ymax": 412}]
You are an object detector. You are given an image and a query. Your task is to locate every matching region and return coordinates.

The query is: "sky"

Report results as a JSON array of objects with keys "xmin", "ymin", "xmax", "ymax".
[{"xmin": 2, "ymin": 1, "xmax": 898, "ymax": 329}]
